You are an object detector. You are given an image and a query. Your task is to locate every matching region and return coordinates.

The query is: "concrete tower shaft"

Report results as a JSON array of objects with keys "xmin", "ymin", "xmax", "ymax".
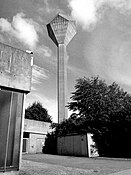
[{"xmin": 47, "ymin": 13, "xmax": 76, "ymax": 123}]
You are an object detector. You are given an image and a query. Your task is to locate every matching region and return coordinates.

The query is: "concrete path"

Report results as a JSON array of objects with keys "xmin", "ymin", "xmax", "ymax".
[{"xmin": 21, "ymin": 154, "xmax": 131, "ymax": 175}]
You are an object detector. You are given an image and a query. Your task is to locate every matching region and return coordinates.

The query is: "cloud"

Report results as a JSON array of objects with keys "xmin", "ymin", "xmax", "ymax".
[
  {"xmin": 83, "ymin": 6, "xmax": 131, "ymax": 91},
  {"xmin": 32, "ymin": 65, "xmax": 49, "ymax": 87},
  {"xmin": 0, "ymin": 13, "xmax": 39, "ymax": 49},
  {"xmin": 35, "ymin": 45, "xmax": 57, "ymax": 68},
  {"xmin": 44, "ymin": 0, "xmax": 52, "ymax": 13},
  {"xmin": 68, "ymin": 0, "xmax": 131, "ymax": 30},
  {"xmin": 38, "ymin": 0, "xmax": 64, "ymax": 16},
  {"xmin": 108, "ymin": 41, "xmax": 131, "ymax": 87},
  {"xmin": 68, "ymin": 64, "xmax": 87, "ymax": 77},
  {"xmin": 36, "ymin": 45, "xmax": 52, "ymax": 58}
]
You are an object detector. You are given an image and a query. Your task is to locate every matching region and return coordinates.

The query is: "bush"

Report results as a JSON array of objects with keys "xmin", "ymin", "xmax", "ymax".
[{"xmin": 42, "ymin": 133, "xmax": 57, "ymax": 155}]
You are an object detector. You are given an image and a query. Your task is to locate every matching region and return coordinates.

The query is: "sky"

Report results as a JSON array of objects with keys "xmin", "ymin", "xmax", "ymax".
[{"xmin": 1, "ymin": 0, "xmax": 131, "ymax": 122}]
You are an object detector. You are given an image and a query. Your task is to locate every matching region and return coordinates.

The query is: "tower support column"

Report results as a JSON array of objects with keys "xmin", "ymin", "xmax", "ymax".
[{"xmin": 57, "ymin": 44, "xmax": 68, "ymax": 123}]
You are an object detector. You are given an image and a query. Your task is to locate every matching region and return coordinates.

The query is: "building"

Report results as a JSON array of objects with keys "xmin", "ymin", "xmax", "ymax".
[
  {"xmin": 0, "ymin": 42, "xmax": 32, "ymax": 174},
  {"xmin": 57, "ymin": 133, "xmax": 99, "ymax": 157},
  {"xmin": 23, "ymin": 119, "xmax": 52, "ymax": 154}
]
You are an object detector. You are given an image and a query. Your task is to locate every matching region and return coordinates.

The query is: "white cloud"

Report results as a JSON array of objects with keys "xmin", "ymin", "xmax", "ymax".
[
  {"xmin": 38, "ymin": 0, "xmax": 64, "ymax": 16},
  {"xmin": 35, "ymin": 45, "xmax": 57, "ymax": 67},
  {"xmin": 44, "ymin": 0, "xmax": 52, "ymax": 13},
  {"xmin": 68, "ymin": 64, "xmax": 87, "ymax": 76},
  {"xmin": 83, "ymin": 10, "xmax": 131, "ymax": 90},
  {"xmin": 68, "ymin": 0, "xmax": 131, "ymax": 30},
  {"xmin": 68, "ymin": 0, "xmax": 99, "ymax": 29},
  {"xmin": 32, "ymin": 65, "xmax": 49, "ymax": 86},
  {"xmin": 107, "ymin": 42, "xmax": 131, "ymax": 87},
  {"xmin": 0, "ymin": 13, "xmax": 39, "ymax": 49},
  {"xmin": 36, "ymin": 45, "xmax": 52, "ymax": 57}
]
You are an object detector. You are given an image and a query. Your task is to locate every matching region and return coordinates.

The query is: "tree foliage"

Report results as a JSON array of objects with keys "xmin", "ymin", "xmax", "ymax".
[
  {"xmin": 42, "ymin": 133, "xmax": 57, "ymax": 155},
  {"xmin": 53, "ymin": 76, "xmax": 131, "ymax": 157},
  {"xmin": 25, "ymin": 101, "xmax": 52, "ymax": 123}
]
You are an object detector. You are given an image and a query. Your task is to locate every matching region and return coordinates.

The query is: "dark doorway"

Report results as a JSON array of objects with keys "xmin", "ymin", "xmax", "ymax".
[{"xmin": 0, "ymin": 89, "xmax": 24, "ymax": 172}]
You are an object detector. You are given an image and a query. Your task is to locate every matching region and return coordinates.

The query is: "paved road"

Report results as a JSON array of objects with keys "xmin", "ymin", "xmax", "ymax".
[{"xmin": 20, "ymin": 154, "xmax": 131, "ymax": 175}]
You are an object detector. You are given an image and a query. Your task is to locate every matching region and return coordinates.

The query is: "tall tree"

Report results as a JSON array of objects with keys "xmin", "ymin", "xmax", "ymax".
[
  {"xmin": 25, "ymin": 102, "xmax": 52, "ymax": 123},
  {"xmin": 53, "ymin": 76, "xmax": 131, "ymax": 157},
  {"xmin": 67, "ymin": 76, "xmax": 131, "ymax": 157}
]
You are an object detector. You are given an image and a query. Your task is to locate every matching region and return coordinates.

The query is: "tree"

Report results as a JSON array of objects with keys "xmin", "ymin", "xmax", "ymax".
[
  {"xmin": 53, "ymin": 76, "xmax": 131, "ymax": 157},
  {"xmin": 25, "ymin": 101, "xmax": 52, "ymax": 123}
]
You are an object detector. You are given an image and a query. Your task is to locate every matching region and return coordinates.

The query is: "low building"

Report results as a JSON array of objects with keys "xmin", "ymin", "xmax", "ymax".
[
  {"xmin": 23, "ymin": 119, "xmax": 52, "ymax": 154},
  {"xmin": 57, "ymin": 133, "xmax": 99, "ymax": 157}
]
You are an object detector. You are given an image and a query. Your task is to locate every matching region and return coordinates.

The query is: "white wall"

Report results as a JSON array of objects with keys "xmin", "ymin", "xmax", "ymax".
[
  {"xmin": 24, "ymin": 119, "xmax": 52, "ymax": 134},
  {"xmin": 23, "ymin": 119, "xmax": 52, "ymax": 153}
]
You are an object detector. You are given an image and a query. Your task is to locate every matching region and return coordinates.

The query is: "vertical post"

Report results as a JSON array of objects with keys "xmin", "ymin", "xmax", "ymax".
[{"xmin": 19, "ymin": 94, "xmax": 26, "ymax": 169}]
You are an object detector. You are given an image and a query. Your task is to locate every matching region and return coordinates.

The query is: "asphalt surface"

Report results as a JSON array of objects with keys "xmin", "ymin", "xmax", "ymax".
[{"xmin": 20, "ymin": 154, "xmax": 131, "ymax": 175}]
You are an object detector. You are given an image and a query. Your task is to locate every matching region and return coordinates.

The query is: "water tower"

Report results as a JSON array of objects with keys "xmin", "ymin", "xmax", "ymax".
[{"xmin": 47, "ymin": 13, "xmax": 76, "ymax": 123}]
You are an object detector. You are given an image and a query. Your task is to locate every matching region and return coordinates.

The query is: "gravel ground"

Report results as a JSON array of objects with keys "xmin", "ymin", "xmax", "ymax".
[{"xmin": 20, "ymin": 154, "xmax": 131, "ymax": 175}]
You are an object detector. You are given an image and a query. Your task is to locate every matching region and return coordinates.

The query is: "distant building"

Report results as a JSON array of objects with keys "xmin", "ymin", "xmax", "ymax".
[{"xmin": 23, "ymin": 119, "xmax": 52, "ymax": 154}]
